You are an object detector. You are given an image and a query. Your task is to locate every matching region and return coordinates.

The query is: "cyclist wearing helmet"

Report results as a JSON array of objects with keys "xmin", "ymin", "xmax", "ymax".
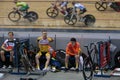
[
  {"xmin": 72, "ymin": 1, "xmax": 86, "ymax": 14},
  {"xmin": 55, "ymin": 0, "xmax": 68, "ymax": 16},
  {"xmin": 13, "ymin": 0, "xmax": 29, "ymax": 17},
  {"xmin": 14, "ymin": 0, "xmax": 29, "ymax": 11},
  {"xmin": 72, "ymin": 1, "xmax": 87, "ymax": 21}
]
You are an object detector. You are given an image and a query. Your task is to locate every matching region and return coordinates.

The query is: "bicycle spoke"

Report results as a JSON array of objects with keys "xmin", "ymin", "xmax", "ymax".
[
  {"xmin": 95, "ymin": 2, "xmax": 107, "ymax": 11},
  {"xmin": 83, "ymin": 58, "xmax": 93, "ymax": 80}
]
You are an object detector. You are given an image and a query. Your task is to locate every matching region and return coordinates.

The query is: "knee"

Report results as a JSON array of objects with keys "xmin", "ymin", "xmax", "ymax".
[
  {"xmin": 0, "ymin": 50, "xmax": 5, "ymax": 55},
  {"xmin": 46, "ymin": 55, "xmax": 50, "ymax": 60},
  {"xmin": 75, "ymin": 55, "xmax": 79, "ymax": 59},
  {"xmin": 10, "ymin": 51, "xmax": 14, "ymax": 55},
  {"xmin": 35, "ymin": 54, "xmax": 40, "ymax": 59},
  {"xmin": 65, "ymin": 54, "xmax": 70, "ymax": 59}
]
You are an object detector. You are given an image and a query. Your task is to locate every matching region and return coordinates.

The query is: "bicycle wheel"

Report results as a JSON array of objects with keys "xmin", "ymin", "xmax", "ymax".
[
  {"xmin": 8, "ymin": 11, "xmax": 21, "ymax": 22},
  {"xmin": 83, "ymin": 58, "xmax": 93, "ymax": 80},
  {"xmin": 21, "ymin": 57, "xmax": 29, "ymax": 72},
  {"xmin": 27, "ymin": 11, "xmax": 38, "ymax": 22},
  {"xmin": 84, "ymin": 14, "xmax": 96, "ymax": 26},
  {"xmin": 95, "ymin": 2, "xmax": 107, "ymax": 11},
  {"xmin": 46, "ymin": 7, "xmax": 59, "ymax": 18},
  {"xmin": 64, "ymin": 14, "xmax": 77, "ymax": 25}
]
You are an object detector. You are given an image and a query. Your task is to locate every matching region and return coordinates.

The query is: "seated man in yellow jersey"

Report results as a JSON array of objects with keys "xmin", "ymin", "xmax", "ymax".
[{"xmin": 35, "ymin": 30, "xmax": 54, "ymax": 70}]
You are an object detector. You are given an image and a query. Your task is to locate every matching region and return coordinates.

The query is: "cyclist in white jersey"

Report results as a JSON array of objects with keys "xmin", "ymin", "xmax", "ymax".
[
  {"xmin": 72, "ymin": 1, "xmax": 87, "ymax": 14},
  {"xmin": 71, "ymin": 1, "xmax": 87, "ymax": 21}
]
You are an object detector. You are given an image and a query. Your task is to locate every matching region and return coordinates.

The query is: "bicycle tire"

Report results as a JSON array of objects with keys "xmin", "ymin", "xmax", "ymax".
[
  {"xmin": 64, "ymin": 14, "xmax": 77, "ymax": 25},
  {"xmin": 83, "ymin": 58, "xmax": 93, "ymax": 80},
  {"xmin": 8, "ymin": 11, "xmax": 21, "ymax": 22},
  {"xmin": 27, "ymin": 11, "xmax": 38, "ymax": 22},
  {"xmin": 95, "ymin": 2, "xmax": 107, "ymax": 11},
  {"xmin": 46, "ymin": 7, "xmax": 59, "ymax": 18},
  {"xmin": 84, "ymin": 14, "xmax": 96, "ymax": 26}
]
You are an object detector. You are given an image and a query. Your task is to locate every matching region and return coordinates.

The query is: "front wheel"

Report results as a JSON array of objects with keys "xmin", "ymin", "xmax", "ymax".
[
  {"xmin": 8, "ymin": 11, "xmax": 21, "ymax": 22},
  {"xmin": 83, "ymin": 14, "xmax": 96, "ymax": 26},
  {"xmin": 64, "ymin": 14, "xmax": 77, "ymax": 25},
  {"xmin": 46, "ymin": 7, "xmax": 59, "ymax": 18},
  {"xmin": 26, "ymin": 11, "xmax": 38, "ymax": 22},
  {"xmin": 83, "ymin": 58, "xmax": 93, "ymax": 80},
  {"xmin": 95, "ymin": 2, "xmax": 107, "ymax": 11}
]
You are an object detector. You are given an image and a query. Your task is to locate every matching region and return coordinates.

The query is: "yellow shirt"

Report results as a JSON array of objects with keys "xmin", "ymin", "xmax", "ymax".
[{"xmin": 37, "ymin": 37, "xmax": 53, "ymax": 52}]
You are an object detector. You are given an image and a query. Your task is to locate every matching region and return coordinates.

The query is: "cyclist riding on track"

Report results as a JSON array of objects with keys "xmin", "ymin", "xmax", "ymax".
[
  {"xmin": 72, "ymin": 1, "xmax": 87, "ymax": 21},
  {"xmin": 55, "ymin": 0, "xmax": 68, "ymax": 16},
  {"xmin": 14, "ymin": 0, "xmax": 29, "ymax": 16}
]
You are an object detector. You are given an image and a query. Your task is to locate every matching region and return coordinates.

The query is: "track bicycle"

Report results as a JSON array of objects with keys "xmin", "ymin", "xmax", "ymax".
[
  {"xmin": 8, "ymin": 7, "xmax": 38, "ymax": 22},
  {"xmin": 46, "ymin": 3, "xmax": 72, "ymax": 18},
  {"xmin": 82, "ymin": 43, "xmax": 99, "ymax": 80}
]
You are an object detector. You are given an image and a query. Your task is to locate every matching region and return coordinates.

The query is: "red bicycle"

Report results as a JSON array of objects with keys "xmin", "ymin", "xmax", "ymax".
[{"xmin": 46, "ymin": 3, "xmax": 72, "ymax": 18}]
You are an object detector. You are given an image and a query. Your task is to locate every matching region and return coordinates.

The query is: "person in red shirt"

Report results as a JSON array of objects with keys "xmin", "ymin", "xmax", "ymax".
[{"xmin": 65, "ymin": 37, "xmax": 81, "ymax": 72}]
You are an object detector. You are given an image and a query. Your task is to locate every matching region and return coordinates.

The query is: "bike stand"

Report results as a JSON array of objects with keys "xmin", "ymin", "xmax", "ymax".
[
  {"xmin": 111, "ymin": 68, "xmax": 120, "ymax": 77},
  {"xmin": 30, "ymin": 70, "xmax": 47, "ymax": 76},
  {"xmin": 11, "ymin": 69, "xmax": 47, "ymax": 76},
  {"xmin": 94, "ymin": 69, "xmax": 111, "ymax": 78},
  {"xmin": 0, "ymin": 73, "xmax": 5, "ymax": 78},
  {"xmin": 0, "ymin": 68, "xmax": 13, "ymax": 73}
]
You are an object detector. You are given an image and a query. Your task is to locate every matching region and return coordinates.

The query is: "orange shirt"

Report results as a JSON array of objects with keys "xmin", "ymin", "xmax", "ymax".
[{"xmin": 66, "ymin": 42, "xmax": 81, "ymax": 56}]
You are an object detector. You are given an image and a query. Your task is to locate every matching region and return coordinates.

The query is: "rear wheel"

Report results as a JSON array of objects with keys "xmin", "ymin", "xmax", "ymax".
[
  {"xmin": 83, "ymin": 58, "xmax": 93, "ymax": 80},
  {"xmin": 84, "ymin": 14, "xmax": 96, "ymax": 26},
  {"xmin": 46, "ymin": 7, "xmax": 59, "ymax": 18},
  {"xmin": 8, "ymin": 11, "xmax": 21, "ymax": 22},
  {"xmin": 95, "ymin": 2, "xmax": 107, "ymax": 11},
  {"xmin": 64, "ymin": 14, "xmax": 77, "ymax": 25},
  {"xmin": 27, "ymin": 11, "xmax": 38, "ymax": 22}
]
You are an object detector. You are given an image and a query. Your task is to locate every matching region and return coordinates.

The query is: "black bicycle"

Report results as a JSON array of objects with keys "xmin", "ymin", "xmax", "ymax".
[
  {"xmin": 8, "ymin": 7, "xmax": 38, "ymax": 22},
  {"xmin": 83, "ymin": 43, "xmax": 98, "ymax": 80},
  {"xmin": 18, "ymin": 40, "xmax": 35, "ymax": 73}
]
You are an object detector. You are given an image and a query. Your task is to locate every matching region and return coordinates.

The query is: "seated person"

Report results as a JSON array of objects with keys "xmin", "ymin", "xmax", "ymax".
[
  {"xmin": 65, "ymin": 37, "xmax": 81, "ymax": 72},
  {"xmin": 35, "ymin": 30, "xmax": 54, "ymax": 70},
  {"xmin": 0, "ymin": 32, "xmax": 16, "ymax": 68}
]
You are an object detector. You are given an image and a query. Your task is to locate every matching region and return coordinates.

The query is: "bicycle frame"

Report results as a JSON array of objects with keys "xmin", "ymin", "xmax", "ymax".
[
  {"xmin": 51, "ymin": 3, "xmax": 58, "ymax": 10},
  {"xmin": 84, "ymin": 43, "xmax": 98, "ymax": 65},
  {"xmin": 83, "ymin": 43, "xmax": 98, "ymax": 80},
  {"xmin": 13, "ymin": 8, "xmax": 27, "ymax": 17}
]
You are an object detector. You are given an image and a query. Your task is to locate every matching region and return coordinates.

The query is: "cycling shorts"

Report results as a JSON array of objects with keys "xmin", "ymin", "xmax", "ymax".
[{"xmin": 37, "ymin": 51, "xmax": 50, "ymax": 57}]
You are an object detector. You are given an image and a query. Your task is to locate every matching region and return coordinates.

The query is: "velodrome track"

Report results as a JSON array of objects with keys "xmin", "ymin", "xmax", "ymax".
[{"xmin": 0, "ymin": 0, "xmax": 120, "ymax": 30}]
